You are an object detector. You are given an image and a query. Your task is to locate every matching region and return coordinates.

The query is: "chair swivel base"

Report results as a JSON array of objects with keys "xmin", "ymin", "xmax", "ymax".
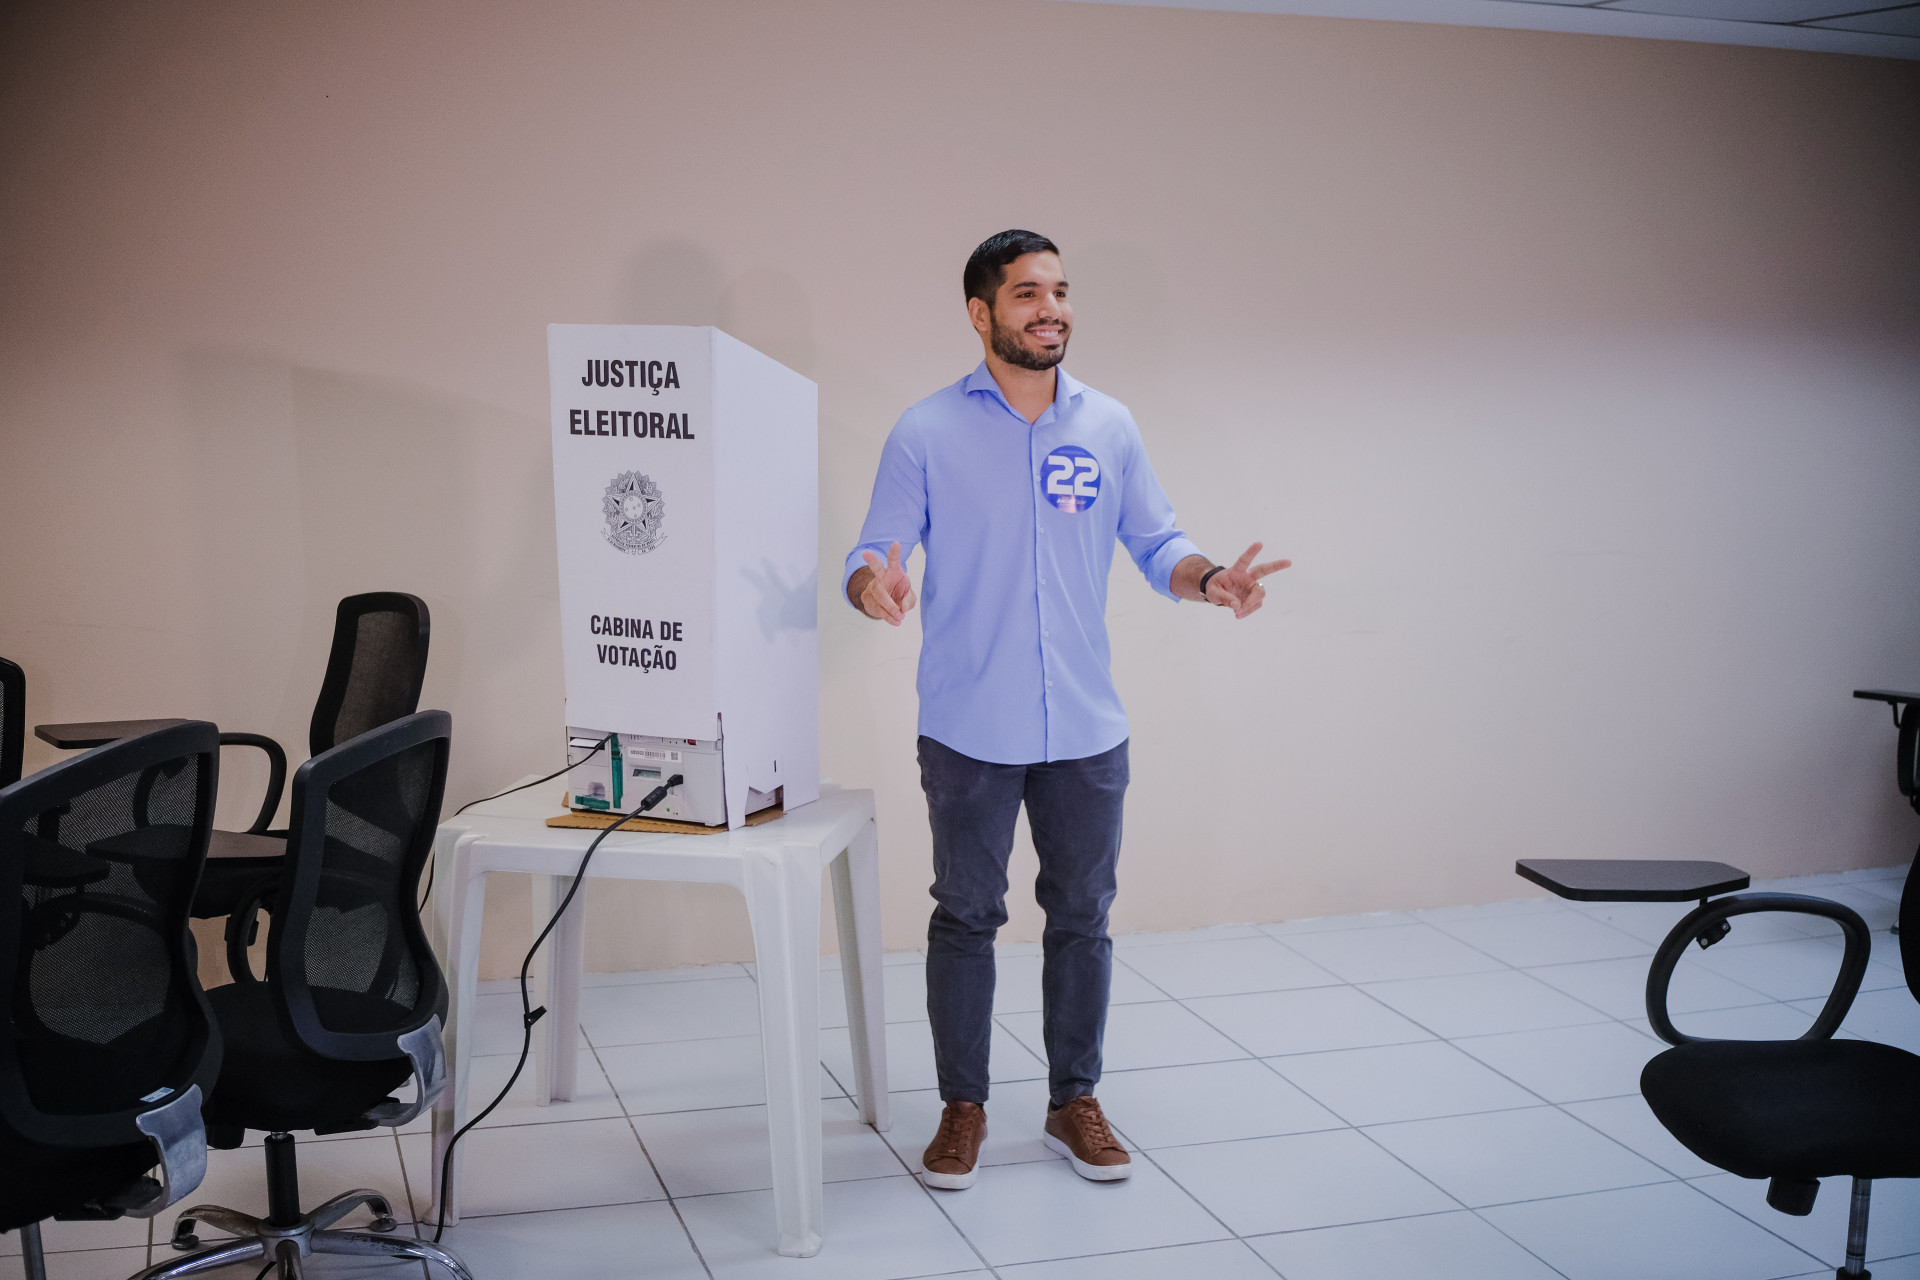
[
  {"xmin": 129, "ymin": 1128, "xmax": 470, "ymax": 1280},
  {"xmin": 132, "ymin": 1188, "xmax": 474, "ymax": 1280}
]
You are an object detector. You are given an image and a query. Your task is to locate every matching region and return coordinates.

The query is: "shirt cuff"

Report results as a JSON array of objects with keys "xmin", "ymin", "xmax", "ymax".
[
  {"xmin": 841, "ymin": 548, "xmax": 879, "ymax": 611},
  {"xmin": 1145, "ymin": 536, "xmax": 1205, "ymax": 601}
]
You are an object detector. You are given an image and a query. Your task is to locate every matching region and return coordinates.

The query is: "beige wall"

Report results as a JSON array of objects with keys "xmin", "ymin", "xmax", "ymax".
[{"xmin": 3, "ymin": 0, "xmax": 1917, "ymax": 979}]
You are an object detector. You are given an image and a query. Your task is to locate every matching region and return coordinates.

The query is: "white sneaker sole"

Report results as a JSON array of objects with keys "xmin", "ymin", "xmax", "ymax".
[
  {"xmin": 1043, "ymin": 1132, "xmax": 1133, "ymax": 1181},
  {"xmin": 920, "ymin": 1166, "xmax": 977, "ymax": 1190}
]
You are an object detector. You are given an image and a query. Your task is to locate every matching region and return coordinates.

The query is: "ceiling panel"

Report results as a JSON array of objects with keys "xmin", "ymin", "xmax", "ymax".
[
  {"xmin": 1808, "ymin": 3, "xmax": 1920, "ymax": 32},
  {"xmin": 1600, "ymin": 0, "xmax": 1882, "ymax": 21}
]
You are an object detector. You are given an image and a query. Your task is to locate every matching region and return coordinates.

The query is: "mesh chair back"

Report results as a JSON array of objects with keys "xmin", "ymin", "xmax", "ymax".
[
  {"xmin": 308, "ymin": 593, "xmax": 430, "ymax": 758},
  {"xmin": 270, "ymin": 711, "xmax": 449, "ymax": 1062},
  {"xmin": 0, "ymin": 657, "xmax": 23, "ymax": 787},
  {"xmin": 0, "ymin": 722, "xmax": 220, "ymax": 1146}
]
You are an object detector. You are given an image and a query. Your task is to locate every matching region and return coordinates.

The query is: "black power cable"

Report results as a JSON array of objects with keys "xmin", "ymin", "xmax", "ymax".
[
  {"xmin": 431, "ymin": 770, "xmax": 683, "ymax": 1245},
  {"xmin": 420, "ymin": 736, "xmax": 613, "ymax": 909}
]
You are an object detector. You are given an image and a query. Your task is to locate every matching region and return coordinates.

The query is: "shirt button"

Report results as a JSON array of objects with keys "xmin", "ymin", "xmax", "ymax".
[
  {"xmin": 1046, "ymin": 680, "xmax": 1054, "ymax": 688},
  {"xmin": 1039, "ymin": 578, "xmax": 1047, "ymax": 585},
  {"xmin": 1044, "ymin": 630, "xmax": 1051, "ymax": 637}
]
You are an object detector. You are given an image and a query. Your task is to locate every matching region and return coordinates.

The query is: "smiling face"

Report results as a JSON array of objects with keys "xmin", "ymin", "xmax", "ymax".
[{"xmin": 970, "ymin": 251, "xmax": 1071, "ymax": 372}]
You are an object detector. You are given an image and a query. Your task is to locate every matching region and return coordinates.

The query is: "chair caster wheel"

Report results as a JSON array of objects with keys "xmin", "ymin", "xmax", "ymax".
[
  {"xmin": 368, "ymin": 1216, "xmax": 398, "ymax": 1233},
  {"xmin": 170, "ymin": 1229, "xmax": 202, "ymax": 1252}
]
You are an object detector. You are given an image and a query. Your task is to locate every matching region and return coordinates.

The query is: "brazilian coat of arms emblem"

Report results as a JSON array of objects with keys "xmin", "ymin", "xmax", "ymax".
[{"xmin": 602, "ymin": 471, "xmax": 666, "ymax": 555}]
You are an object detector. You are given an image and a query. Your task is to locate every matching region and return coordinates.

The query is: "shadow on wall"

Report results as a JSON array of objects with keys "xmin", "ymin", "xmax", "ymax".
[
  {"xmin": 617, "ymin": 235, "xmax": 819, "ymax": 378},
  {"xmin": 177, "ymin": 347, "xmax": 560, "ymax": 823},
  {"xmin": 742, "ymin": 561, "xmax": 819, "ymax": 643}
]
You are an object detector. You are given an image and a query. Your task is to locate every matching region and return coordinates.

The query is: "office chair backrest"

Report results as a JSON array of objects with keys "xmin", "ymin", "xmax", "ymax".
[
  {"xmin": 308, "ymin": 593, "xmax": 431, "ymax": 759},
  {"xmin": 0, "ymin": 722, "xmax": 221, "ymax": 1147},
  {"xmin": 269, "ymin": 710, "xmax": 450, "ymax": 1062},
  {"xmin": 1901, "ymin": 859, "xmax": 1919, "ymax": 1005},
  {"xmin": 1898, "ymin": 704, "xmax": 1920, "ymax": 808},
  {"xmin": 0, "ymin": 656, "xmax": 23, "ymax": 787}
]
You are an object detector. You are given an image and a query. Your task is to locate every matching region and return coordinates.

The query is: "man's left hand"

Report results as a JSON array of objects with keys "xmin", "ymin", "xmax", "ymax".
[{"xmin": 1203, "ymin": 542, "xmax": 1291, "ymax": 619}]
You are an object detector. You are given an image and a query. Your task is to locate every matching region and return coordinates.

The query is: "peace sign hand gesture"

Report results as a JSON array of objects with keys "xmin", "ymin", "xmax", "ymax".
[{"xmin": 1201, "ymin": 542, "xmax": 1291, "ymax": 620}]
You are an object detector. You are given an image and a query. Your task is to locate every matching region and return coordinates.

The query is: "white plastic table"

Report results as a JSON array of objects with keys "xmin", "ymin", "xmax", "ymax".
[{"xmin": 426, "ymin": 783, "xmax": 888, "ymax": 1258}]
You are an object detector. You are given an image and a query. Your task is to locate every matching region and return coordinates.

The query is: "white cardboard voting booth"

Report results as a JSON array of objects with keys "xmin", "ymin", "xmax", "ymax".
[{"xmin": 547, "ymin": 324, "xmax": 819, "ymax": 827}]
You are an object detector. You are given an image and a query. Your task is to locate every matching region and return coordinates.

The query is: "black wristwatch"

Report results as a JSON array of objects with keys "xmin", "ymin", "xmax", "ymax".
[{"xmin": 1198, "ymin": 564, "xmax": 1226, "ymax": 602}]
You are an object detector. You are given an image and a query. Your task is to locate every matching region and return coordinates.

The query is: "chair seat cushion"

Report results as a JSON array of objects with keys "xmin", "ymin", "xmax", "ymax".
[
  {"xmin": 0, "ymin": 1131, "xmax": 157, "ymax": 1232},
  {"xmin": 191, "ymin": 830, "xmax": 287, "ymax": 918},
  {"xmin": 203, "ymin": 982, "xmax": 413, "ymax": 1136},
  {"xmin": 1641, "ymin": 1038, "xmax": 1920, "ymax": 1180}
]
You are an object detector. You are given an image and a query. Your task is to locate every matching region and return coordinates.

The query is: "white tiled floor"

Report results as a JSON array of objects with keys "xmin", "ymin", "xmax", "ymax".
[{"xmin": 24, "ymin": 864, "xmax": 1913, "ymax": 1278}]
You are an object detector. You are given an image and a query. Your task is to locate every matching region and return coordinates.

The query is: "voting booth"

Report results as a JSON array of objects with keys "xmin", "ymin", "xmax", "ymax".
[{"xmin": 548, "ymin": 324, "xmax": 819, "ymax": 827}]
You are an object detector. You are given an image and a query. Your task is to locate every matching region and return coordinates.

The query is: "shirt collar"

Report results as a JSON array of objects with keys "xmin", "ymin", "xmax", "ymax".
[{"xmin": 964, "ymin": 361, "xmax": 1084, "ymax": 418}]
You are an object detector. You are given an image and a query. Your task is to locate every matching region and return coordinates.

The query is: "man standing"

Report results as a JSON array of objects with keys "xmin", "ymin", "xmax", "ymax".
[{"xmin": 844, "ymin": 230, "xmax": 1287, "ymax": 1189}]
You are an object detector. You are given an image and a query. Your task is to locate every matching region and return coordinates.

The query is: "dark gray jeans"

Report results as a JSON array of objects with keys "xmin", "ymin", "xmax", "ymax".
[{"xmin": 918, "ymin": 734, "xmax": 1129, "ymax": 1108}]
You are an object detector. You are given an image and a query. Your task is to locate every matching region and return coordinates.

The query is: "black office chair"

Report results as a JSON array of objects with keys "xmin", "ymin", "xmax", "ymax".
[
  {"xmin": 196, "ymin": 591, "xmax": 430, "ymax": 922},
  {"xmin": 143, "ymin": 710, "xmax": 470, "ymax": 1280},
  {"xmin": 1639, "ymin": 872, "xmax": 1919, "ymax": 1279},
  {"xmin": 1, "ymin": 656, "xmax": 25, "ymax": 787},
  {"xmin": 0, "ymin": 722, "xmax": 223, "ymax": 1280}
]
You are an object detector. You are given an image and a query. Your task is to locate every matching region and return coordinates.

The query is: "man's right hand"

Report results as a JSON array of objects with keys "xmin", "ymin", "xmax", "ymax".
[{"xmin": 850, "ymin": 542, "xmax": 917, "ymax": 625}]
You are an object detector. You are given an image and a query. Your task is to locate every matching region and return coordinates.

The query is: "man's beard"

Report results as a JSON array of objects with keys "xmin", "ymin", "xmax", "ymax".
[{"xmin": 990, "ymin": 312, "xmax": 1068, "ymax": 371}]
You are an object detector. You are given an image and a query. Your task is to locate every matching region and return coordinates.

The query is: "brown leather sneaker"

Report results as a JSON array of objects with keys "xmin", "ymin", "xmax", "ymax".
[
  {"xmin": 921, "ymin": 1101, "xmax": 986, "ymax": 1190},
  {"xmin": 1044, "ymin": 1096, "xmax": 1132, "ymax": 1181}
]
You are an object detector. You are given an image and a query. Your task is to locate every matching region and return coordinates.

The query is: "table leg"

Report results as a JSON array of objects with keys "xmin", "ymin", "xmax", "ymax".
[
  {"xmin": 742, "ymin": 841, "xmax": 825, "ymax": 1258},
  {"xmin": 530, "ymin": 873, "xmax": 586, "ymax": 1105},
  {"xmin": 429, "ymin": 842, "xmax": 488, "ymax": 1227},
  {"xmin": 831, "ymin": 818, "xmax": 890, "ymax": 1132}
]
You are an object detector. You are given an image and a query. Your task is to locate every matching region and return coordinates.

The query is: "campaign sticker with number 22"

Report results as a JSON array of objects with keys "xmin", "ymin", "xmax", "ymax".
[{"xmin": 1042, "ymin": 445, "xmax": 1102, "ymax": 514}]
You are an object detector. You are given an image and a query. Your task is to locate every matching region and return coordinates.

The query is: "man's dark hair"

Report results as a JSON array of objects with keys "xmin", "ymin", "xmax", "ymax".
[{"xmin": 963, "ymin": 230, "xmax": 1060, "ymax": 307}]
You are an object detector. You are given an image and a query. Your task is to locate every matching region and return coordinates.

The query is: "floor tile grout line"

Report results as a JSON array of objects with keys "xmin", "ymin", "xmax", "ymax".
[
  {"xmin": 1115, "ymin": 1139, "xmax": 1287, "ymax": 1275},
  {"xmin": 1336, "ymin": 1117, "xmax": 1577, "ymax": 1280},
  {"xmin": 1665, "ymin": 1176, "xmax": 1834, "ymax": 1271},
  {"xmin": 1460, "ymin": 1203, "xmax": 1579, "ymax": 1280},
  {"xmin": 440, "ymin": 871, "xmax": 1905, "ymax": 1278},
  {"xmin": 888, "ymin": 1133, "xmax": 1007, "ymax": 1278},
  {"xmin": 1357, "ymin": 961, "xmax": 1629, "ymax": 1027},
  {"xmin": 991, "ymin": 1236, "xmax": 1292, "ymax": 1278},
  {"xmin": 1546, "ymin": 1092, "xmax": 1713, "ymax": 1183},
  {"xmin": 1424, "ymin": 900, "xmax": 1660, "ymax": 962},
  {"xmin": 1239, "ymin": 1203, "xmax": 1579, "ymax": 1280},
  {"xmin": 581, "ymin": 1023, "xmax": 717, "ymax": 1280},
  {"xmin": 1263, "ymin": 916, "xmax": 1526, "ymax": 983},
  {"xmin": 1321, "ymin": 995, "xmax": 1574, "ymax": 1115},
  {"xmin": 584, "ymin": 1007, "xmax": 1002, "ymax": 1279},
  {"xmin": 1154, "ymin": 970, "xmax": 1353, "ymax": 1067},
  {"xmin": 1089, "ymin": 985, "xmax": 1586, "ymax": 1280},
  {"xmin": 1183, "ymin": 963, "xmax": 1643, "ymax": 1280},
  {"xmin": 400, "ymin": 1159, "xmax": 438, "ymax": 1276},
  {"xmin": 389, "ymin": 1123, "xmax": 432, "ymax": 1277},
  {"xmin": 1680, "ymin": 1171, "xmax": 1897, "ymax": 1271},
  {"xmin": 1107, "ymin": 950, "xmax": 1178, "ymax": 1002},
  {"xmin": 539, "ymin": 952, "xmax": 1856, "ymax": 1054},
  {"xmin": 1183, "ymin": 973, "xmax": 1595, "ymax": 1127},
  {"xmin": 1230, "ymin": 1204, "xmax": 1475, "ymax": 1240}
]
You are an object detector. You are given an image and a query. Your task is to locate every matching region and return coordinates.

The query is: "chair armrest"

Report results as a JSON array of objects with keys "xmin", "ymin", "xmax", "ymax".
[
  {"xmin": 125, "ymin": 1085, "xmax": 207, "ymax": 1217},
  {"xmin": 363, "ymin": 1016, "xmax": 448, "ymax": 1128},
  {"xmin": 1645, "ymin": 892, "xmax": 1873, "ymax": 1046},
  {"xmin": 223, "ymin": 879, "xmax": 281, "ymax": 985},
  {"xmin": 217, "ymin": 733, "xmax": 287, "ymax": 833}
]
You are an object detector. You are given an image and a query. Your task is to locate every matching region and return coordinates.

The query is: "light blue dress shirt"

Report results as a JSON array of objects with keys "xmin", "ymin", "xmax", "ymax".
[{"xmin": 843, "ymin": 362, "xmax": 1202, "ymax": 765}]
